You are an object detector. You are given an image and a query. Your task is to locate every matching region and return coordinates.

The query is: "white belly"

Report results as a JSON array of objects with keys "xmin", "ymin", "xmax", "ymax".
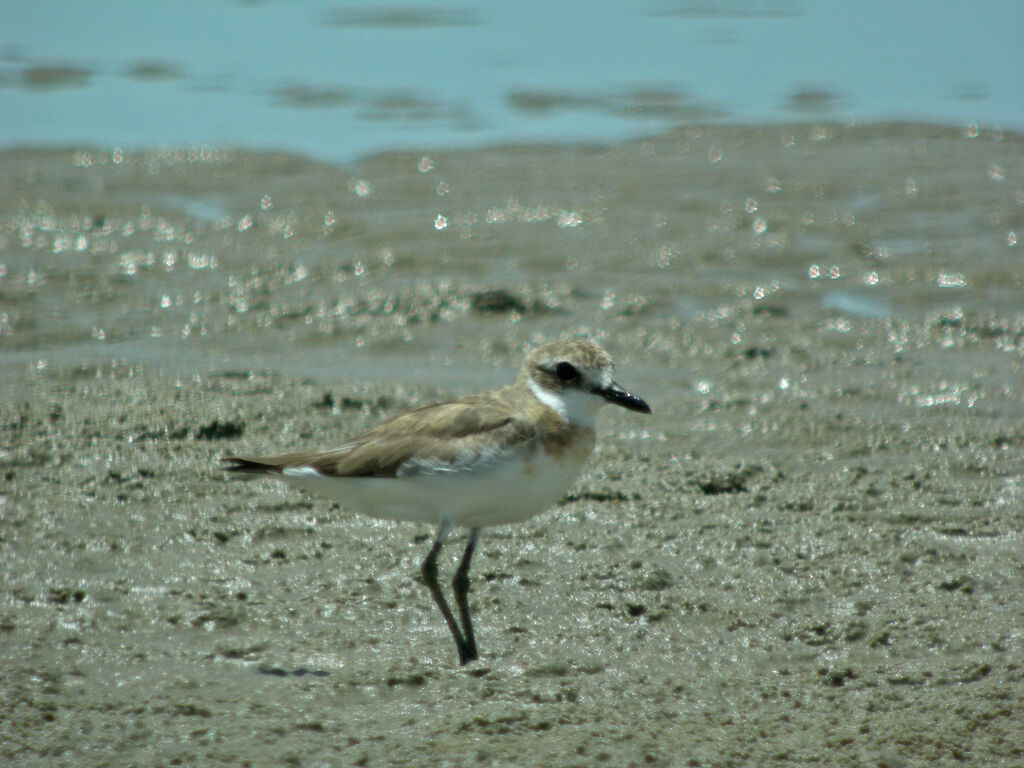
[{"xmin": 277, "ymin": 445, "xmax": 592, "ymax": 528}]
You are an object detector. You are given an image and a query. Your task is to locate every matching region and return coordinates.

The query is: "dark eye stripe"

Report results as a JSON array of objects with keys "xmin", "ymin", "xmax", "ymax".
[{"xmin": 555, "ymin": 362, "xmax": 580, "ymax": 383}]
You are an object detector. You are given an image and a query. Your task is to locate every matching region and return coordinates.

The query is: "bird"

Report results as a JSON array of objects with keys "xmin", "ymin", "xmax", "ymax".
[{"xmin": 223, "ymin": 340, "xmax": 651, "ymax": 664}]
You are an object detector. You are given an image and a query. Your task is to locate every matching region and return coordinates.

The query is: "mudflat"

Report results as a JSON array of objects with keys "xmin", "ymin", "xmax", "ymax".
[{"xmin": 2, "ymin": 123, "xmax": 1022, "ymax": 766}]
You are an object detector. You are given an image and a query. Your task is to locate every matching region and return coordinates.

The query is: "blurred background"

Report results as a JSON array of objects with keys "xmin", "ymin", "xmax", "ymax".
[
  {"xmin": 2, "ymin": 0, "xmax": 1022, "ymax": 163},
  {"xmin": 4, "ymin": 5, "xmax": 1024, "ymax": 767}
]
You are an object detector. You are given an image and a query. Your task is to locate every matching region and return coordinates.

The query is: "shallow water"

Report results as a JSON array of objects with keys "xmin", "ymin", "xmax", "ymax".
[{"xmin": 2, "ymin": 0, "xmax": 1022, "ymax": 161}]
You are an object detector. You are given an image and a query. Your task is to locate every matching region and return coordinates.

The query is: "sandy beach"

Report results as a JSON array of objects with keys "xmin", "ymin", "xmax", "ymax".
[{"xmin": 2, "ymin": 122, "xmax": 1022, "ymax": 766}]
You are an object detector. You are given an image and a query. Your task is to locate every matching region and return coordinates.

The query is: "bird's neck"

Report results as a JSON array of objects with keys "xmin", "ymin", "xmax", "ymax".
[{"xmin": 527, "ymin": 378, "xmax": 600, "ymax": 428}]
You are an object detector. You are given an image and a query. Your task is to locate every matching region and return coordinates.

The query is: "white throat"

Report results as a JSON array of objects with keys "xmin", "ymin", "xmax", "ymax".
[{"xmin": 528, "ymin": 378, "xmax": 602, "ymax": 427}]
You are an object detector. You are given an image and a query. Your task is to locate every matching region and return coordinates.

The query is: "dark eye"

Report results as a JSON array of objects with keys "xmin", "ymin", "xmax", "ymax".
[{"xmin": 555, "ymin": 362, "xmax": 580, "ymax": 383}]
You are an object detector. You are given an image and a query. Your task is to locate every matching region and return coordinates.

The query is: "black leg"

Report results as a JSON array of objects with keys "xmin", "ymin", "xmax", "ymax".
[
  {"xmin": 452, "ymin": 528, "xmax": 480, "ymax": 662},
  {"xmin": 420, "ymin": 522, "xmax": 475, "ymax": 665}
]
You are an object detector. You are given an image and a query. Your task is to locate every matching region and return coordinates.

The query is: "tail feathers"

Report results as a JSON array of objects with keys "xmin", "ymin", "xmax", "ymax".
[{"xmin": 222, "ymin": 456, "xmax": 282, "ymax": 474}]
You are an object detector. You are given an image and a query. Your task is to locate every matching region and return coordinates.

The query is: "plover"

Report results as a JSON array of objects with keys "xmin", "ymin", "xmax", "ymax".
[{"xmin": 224, "ymin": 340, "xmax": 651, "ymax": 664}]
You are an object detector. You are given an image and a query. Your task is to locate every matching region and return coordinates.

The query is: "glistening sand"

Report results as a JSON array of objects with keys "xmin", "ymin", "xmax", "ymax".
[{"xmin": 2, "ymin": 123, "xmax": 1022, "ymax": 766}]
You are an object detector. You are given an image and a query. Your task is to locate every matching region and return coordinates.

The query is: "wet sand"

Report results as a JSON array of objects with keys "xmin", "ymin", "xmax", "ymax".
[{"xmin": 2, "ymin": 123, "xmax": 1023, "ymax": 766}]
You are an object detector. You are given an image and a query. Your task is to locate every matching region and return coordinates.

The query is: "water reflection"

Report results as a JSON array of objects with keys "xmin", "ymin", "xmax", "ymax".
[
  {"xmin": 320, "ymin": 6, "xmax": 483, "ymax": 29},
  {"xmin": 18, "ymin": 63, "xmax": 92, "ymax": 89},
  {"xmin": 1, "ymin": 0, "xmax": 1019, "ymax": 161},
  {"xmin": 821, "ymin": 291, "xmax": 891, "ymax": 319}
]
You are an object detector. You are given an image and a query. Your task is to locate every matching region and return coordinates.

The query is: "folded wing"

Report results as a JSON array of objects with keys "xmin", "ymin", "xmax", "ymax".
[{"xmin": 223, "ymin": 395, "xmax": 535, "ymax": 479}]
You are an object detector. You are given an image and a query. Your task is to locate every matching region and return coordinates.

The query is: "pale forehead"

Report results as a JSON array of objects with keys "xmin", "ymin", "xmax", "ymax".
[{"xmin": 524, "ymin": 340, "xmax": 614, "ymax": 371}]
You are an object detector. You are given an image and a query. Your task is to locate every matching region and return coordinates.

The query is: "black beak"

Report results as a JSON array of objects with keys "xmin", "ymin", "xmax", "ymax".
[{"xmin": 599, "ymin": 381, "xmax": 652, "ymax": 414}]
